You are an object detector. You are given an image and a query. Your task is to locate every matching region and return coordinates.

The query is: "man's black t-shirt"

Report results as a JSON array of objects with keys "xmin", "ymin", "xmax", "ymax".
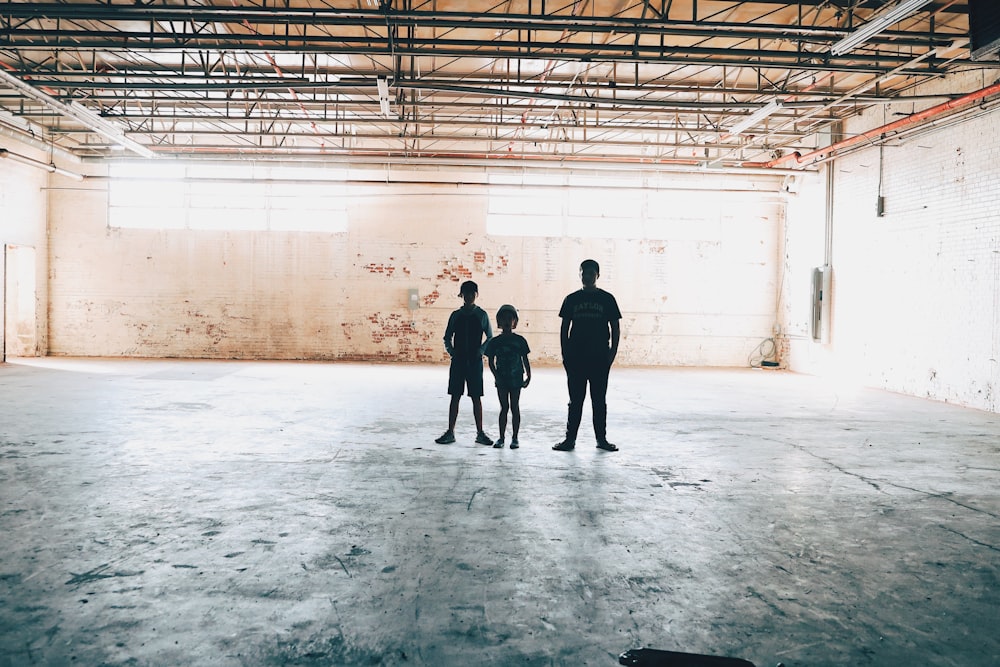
[{"xmin": 559, "ymin": 288, "xmax": 622, "ymax": 360}]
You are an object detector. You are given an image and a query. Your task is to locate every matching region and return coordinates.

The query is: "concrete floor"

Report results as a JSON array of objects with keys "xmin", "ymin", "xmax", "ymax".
[{"xmin": 1, "ymin": 358, "xmax": 998, "ymax": 667}]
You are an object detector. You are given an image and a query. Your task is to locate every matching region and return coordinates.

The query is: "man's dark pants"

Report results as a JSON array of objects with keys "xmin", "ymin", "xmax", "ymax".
[{"xmin": 563, "ymin": 353, "xmax": 611, "ymax": 442}]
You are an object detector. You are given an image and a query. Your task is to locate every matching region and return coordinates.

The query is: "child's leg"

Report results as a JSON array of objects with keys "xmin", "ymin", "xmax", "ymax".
[
  {"xmin": 447, "ymin": 394, "xmax": 461, "ymax": 431},
  {"xmin": 509, "ymin": 387, "xmax": 522, "ymax": 439},
  {"xmin": 496, "ymin": 387, "xmax": 511, "ymax": 438}
]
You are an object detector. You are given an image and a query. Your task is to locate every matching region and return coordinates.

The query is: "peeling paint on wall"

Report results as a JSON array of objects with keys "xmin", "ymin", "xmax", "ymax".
[
  {"xmin": 423, "ymin": 290, "xmax": 441, "ymax": 306},
  {"xmin": 437, "ymin": 260, "xmax": 474, "ymax": 282},
  {"xmin": 363, "ymin": 263, "xmax": 396, "ymax": 276},
  {"xmin": 361, "ymin": 312, "xmax": 436, "ymax": 361}
]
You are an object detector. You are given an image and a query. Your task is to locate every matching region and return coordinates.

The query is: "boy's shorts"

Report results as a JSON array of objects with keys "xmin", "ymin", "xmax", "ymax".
[{"xmin": 448, "ymin": 356, "xmax": 485, "ymax": 397}]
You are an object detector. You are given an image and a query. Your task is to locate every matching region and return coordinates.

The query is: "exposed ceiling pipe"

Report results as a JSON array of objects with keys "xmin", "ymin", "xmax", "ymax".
[
  {"xmin": 0, "ymin": 147, "xmax": 85, "ymax": 180},
  {"xmin": 743, "ymin": 81, "xmax": 1000, "ymax": 169},
  {"xmin": 100, "ymin": 152, "xmax": 809, "ymax": 177},
  {"xmin": 0, "ymin": 69, "xmax": 155, "ymax": 158},
  {"xmin": 97, "ymin": 146, "xmax": 810, "ymax": 175},
  {"xmin": 0, "ymin": 123, "xmax": 82, "ymax": 164}
]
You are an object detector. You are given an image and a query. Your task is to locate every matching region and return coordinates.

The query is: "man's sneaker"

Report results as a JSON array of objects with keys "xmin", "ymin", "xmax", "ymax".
[
  {"xmin": 552, "ymin": 439, "xmax": 575, "ymax": 451},
  {"xmin": 435, "ymin": 430, "xmax": 456, "ymax": 444},
  {"xmin": 510, "ymin": 438, "xmax": 520, "ymax": 449},
  {"xmin": 475, "ymin": 431, "xmax": 494, "ymax": 446},
  {"xmin": 596, "ymin": 440, "xmax": 619, "ymax": 452},
  {"xmin": 493, "ymin": 438, "xmax": 505, "ymax": 449}
]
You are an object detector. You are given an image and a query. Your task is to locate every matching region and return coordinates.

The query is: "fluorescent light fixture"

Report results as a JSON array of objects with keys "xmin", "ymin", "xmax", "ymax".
[
  {"xmin": 728, "ymin": 100, "xmax": 783, "ymax": 135},
  {"xmin": 1, "ymin": 147, "xmax": 85, "ymax": 180},
  {"xmin": 830, "ymin": 0, "xmax": 934, "ymax": 56},
  {"xmin": 376, "ymin": 77, "xmax": 392, "ymax": 118},
  {"xmin": 0, "ymin": 69, "xmax": 155, "ymax": 158}
]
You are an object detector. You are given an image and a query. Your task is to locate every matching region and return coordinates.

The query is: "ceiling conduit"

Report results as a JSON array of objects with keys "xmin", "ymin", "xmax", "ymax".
[
  {"xmin": 743, "ymin": 81, "xmax": 1000, "ymax": 168},
  {"xmin": 0, "ymin": 148, "xmax": 85, "ymax": 180}
]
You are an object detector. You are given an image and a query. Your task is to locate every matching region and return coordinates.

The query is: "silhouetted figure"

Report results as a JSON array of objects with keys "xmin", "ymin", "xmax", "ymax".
[
  {"xmin": 485, "ymin": 304, "xmax": 531, "ymax": 449},
  {"xmin": 435, "ymin": 280, "xmax": 494, "ymax": 446},
  {"xmin": 553, "ymin": 259, "xmax": 622, "ymax": 452}
]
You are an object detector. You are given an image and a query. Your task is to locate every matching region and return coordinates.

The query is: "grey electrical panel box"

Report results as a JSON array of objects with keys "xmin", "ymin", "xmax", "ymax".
[{"xmin": 811, "ymin": 265, "xmax": 831, "ymax": 343}]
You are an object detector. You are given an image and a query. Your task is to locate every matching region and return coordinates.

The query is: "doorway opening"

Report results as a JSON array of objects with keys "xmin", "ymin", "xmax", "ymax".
[{"xmin": 3, "ymin": 243, "xmax": 38, "ymax": 361}]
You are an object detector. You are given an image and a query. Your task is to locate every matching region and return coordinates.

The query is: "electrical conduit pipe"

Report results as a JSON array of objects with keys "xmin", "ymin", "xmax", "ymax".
[{"xmin": 743, "ymin": 81, "xmax": 1000, "ymax": 169}]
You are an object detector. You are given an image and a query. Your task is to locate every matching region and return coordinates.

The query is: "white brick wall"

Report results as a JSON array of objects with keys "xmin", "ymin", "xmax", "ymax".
[
  {"xmin": 46, "ymin": 168, "xmax": 786, "ymax": 366},
  {"xmin": 0, "ymin": 136, "xmax": 50, "ymax": 356},
  {"xmin": 784, "ymin": 69, "xmax": 1000, "ymax": 412}
]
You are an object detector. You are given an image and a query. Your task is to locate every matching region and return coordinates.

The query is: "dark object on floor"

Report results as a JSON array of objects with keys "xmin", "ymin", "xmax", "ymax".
[{"xmin": 619, "ymin": 648, "xmax": 756, "ymax": 667}]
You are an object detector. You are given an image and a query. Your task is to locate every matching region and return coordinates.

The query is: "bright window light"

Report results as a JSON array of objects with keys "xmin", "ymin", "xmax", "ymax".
[
  {"xmin": 567, "ymin": 188, "xmax": 643, "ymax": 219},
  {"xmin": 488, "ymin": 192, "xmax": 563, "ymax": 217},
  {"xmin": 108, "ymin": 162, "xmax": 348, "ymax": 233},
  {"xmin": 189, "ymin": 207, "xmax": 267, "ymax": 231},
  {"xmin": 487, "ymin": 213, "xmax": 563, "ymax": 237},
  {"xmin": 486, "ymin": 179, "xmax": 718, "ymax": 240}
]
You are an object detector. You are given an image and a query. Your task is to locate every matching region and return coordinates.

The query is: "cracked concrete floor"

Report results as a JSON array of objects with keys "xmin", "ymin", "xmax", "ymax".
[{"xmin": 1, "ymin": 358, "xmax": 998, "ymax": 667}]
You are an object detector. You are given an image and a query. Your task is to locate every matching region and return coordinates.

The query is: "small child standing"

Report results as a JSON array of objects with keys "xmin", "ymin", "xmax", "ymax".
[
  {"xmin": 435, "ymin": 280, "xmax": 494, "ymax": 446},
  {"xmin": 485, "ymin": 304, "xmax": 531, "ymax": 449}
]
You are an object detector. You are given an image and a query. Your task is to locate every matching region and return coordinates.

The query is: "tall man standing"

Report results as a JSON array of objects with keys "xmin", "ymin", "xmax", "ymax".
[{"xmin": 553, "ymin": 259, "xmax": 622, "ymax": 452}]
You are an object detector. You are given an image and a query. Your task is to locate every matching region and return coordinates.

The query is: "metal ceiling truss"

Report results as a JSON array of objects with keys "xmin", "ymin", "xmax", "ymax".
[{"xmin": 0, "ymin": 0, "xmax": 990, "ymax": 169}]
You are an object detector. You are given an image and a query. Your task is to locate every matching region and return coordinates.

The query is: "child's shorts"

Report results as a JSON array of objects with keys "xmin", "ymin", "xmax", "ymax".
[
  {"xmin": 494, "ymin": 375, "xmax": 524, "ymax": 393},
  {"xmin": 448, "ymin": 356, "xmax": 485, "ymax": 397}
]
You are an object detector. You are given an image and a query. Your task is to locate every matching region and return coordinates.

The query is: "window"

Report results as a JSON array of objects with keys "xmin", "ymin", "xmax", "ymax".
[
  {"xmin": 485, "ymin": 174, "xmax": 706, "ymax": 240},
  {"xmin": 108, "ymin": 162, "xmax": 349, "ymax": 232}
]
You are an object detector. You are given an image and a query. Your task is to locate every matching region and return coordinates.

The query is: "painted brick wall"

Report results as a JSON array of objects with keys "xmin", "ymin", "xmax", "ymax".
[
  {"xmin": 784, "ymin": 69, "xmax": 1000, "ymax": 412},
  {"xmin": 46, "ymin": 169, "xmax": 785, "ymax": 366},
  {"xmin": 0, "ymin": 135, "xmax": 50, "ymax": 356}
]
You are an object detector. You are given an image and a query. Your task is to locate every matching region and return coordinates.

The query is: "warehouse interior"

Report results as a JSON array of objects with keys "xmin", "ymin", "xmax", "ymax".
[{"xmin": 2, "ymin": 1, "xmax": 999, "ymax": 665}]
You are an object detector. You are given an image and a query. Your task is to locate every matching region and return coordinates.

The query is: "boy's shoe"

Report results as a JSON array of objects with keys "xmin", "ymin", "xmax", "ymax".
[
  {"xmin": 435, "ymin": 430, "xmax": 456, "ymax": 444},
  {"xmin": 475, "ymin": 431, "xmax": 494, "ymax": 446},
  {"xmin": 510, "ymin": 438, "xmax": 519, "ymax": 449},
  {"xmin": 596, "ymin": 440, "xmax": 619, "ymax": 452},
  {"xmin": 493, "ymin": 438, "xmax": 505, "ymax": 449},
  {"xmin": 552, "ymin": 439, "xmax": 575, "ymax": 451}
]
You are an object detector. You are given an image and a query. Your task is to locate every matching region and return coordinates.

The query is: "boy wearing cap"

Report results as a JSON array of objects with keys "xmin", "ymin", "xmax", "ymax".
[
  {"xmin": 435, "ymin": 280, "xmax": 494, "ymax": 446},
  {"xmin": 485, "ymin": 305, "xmax": 531, "ymax": 449}
]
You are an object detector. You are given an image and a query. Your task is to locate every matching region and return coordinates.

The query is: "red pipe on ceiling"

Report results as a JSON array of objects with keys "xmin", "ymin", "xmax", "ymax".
[{"xmin": 743, "ymin": 81, "xmax": 1000, "ymax": 169}]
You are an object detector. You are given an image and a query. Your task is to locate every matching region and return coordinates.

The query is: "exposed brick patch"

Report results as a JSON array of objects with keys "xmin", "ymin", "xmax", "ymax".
[
  {"xmin": 363, "ymin": 263, "xmax": 396, "ymax": 276},
  {"xmin": 437, "ymin": 262, "xmax": 474, "ymax": 282},
  {"xmin": 365, "ymin": 312, "xmax": 434, "ymax": 360},
  {"xmin": 423, "ymin": 289, "xmax": 441, "ymax": 306}
]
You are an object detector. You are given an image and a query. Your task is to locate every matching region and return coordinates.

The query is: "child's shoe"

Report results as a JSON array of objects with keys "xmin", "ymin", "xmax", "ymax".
[
  {"xmin": 510, "ymin": 438, "xmax": 519, "ymax": 449},
  {"xmin": 435, "ymin": 430, "xmax": 456, "ymax": 444},
  {"xmin": 475, "ymin": 431, "xmax": 494, "ymax": 446},
  {"xmin": 493, "ymin": 438, "xmax": 505, "ymax": 449}
]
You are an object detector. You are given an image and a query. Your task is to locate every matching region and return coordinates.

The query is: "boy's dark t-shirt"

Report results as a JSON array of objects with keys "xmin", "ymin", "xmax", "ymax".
[
  {"xmin": 559, "ymin": 288, "xmax": 622, "ymax": 360},
  {"xmin": 445, "ymin": 305, "xmax": 491, "ymax": 360},
  {"xmin": 485, "ymin": 332, "xmax": 530, "ymax": 387}
]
